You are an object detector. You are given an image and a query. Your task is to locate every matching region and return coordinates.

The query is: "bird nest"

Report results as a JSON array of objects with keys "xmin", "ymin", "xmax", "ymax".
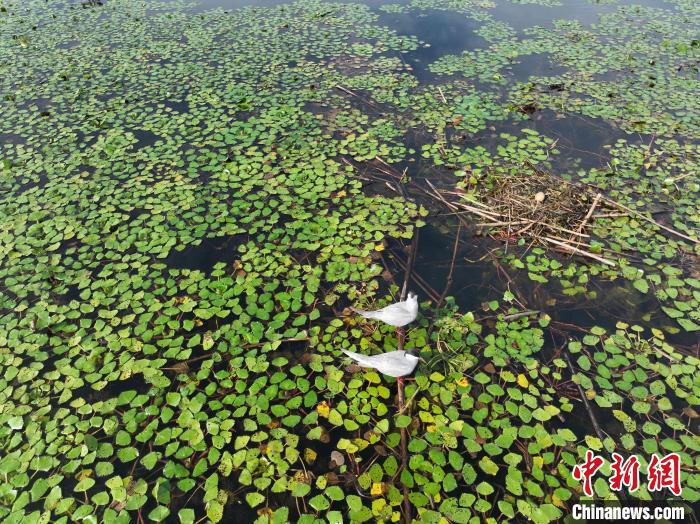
[
  {"xmin": 426, "ymin": 164, "xmax": 616, "ymax": 266},
  {"xmin": 471, "ymin": 167, "xmax": 596, "ymax": 241}
]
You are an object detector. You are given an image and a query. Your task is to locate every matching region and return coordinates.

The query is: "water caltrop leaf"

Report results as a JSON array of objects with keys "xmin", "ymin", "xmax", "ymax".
[
  {"xmin": 633, "ymin": 279, "xmax": 649, "ymax": 293},
  {"xmin": 308, "ymin": 495, "xmax": 330, "ymax": 511},
  {"xmin": 178, "ymin": 509, "xmax": 195, "ymax": 524},
  {"xmin": 479, "ymin": 456, "xmax": 499, "ymax": 475},
  {"xmin": 206, "ymin": 501, "xmax": 224, "ymax": 523},
  {"xmin": 517, "ymin": 374, "xmax": 529, "ymax": 388},
  {"xmin": 245, "ymin": 492, "xmax": 265, "ymax": 508}
]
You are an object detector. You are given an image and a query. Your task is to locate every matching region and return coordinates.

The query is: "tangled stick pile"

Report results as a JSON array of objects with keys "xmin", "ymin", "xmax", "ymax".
[
  {"xmin": 426, "ymin": 164, "xmax": 615, "ymax": 266},
  {"xmin": 472, "ymin": 169, "xmax": 595, "ymax": 239}
]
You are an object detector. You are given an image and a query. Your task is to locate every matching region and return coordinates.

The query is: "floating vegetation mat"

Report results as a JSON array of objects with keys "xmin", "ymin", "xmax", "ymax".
[{"xmin": 0, "ymin": 0, "xmax": 698, "ymax": 523}]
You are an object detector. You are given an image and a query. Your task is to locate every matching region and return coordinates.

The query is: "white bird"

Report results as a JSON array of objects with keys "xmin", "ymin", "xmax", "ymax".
[
  {"xmin": 351, "ymin": 292, "xmax": 418, "ymax": 327},
  {"xmin": 340, "ymin": 348, "xmax": 421, "ymax": 379}
]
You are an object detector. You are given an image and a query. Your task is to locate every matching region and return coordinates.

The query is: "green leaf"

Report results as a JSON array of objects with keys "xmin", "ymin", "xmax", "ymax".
[
  {"xmin": 207, "ymin": 500, "xmax": 224, "ymax": 523},
  {"xmin": 7, "ymin": 416, "xmax": 24, "ymax": 430},
  {"xmin": 148, "ymin": 506, "xmax": 170, "ymax": 522},
  {"xmin": 245, "ymin": 492, "xmax": 265, "ymax": 508},
  {"xmin": 678, "ymin": 318, "xmax": 700, "ymax": 331},
  {"xmin": 479, "ymin": 456, "xmax": 499, "ymax": 475},
  {"xmin": 328, "ymin": 410, "xmax": 343, "ymax": 426},
  {"xmin": 178, "ymin": 508, "xmax": 195, "ymax": 524},
  {"xmin": 309, "ymin": 494, "xmax": 330, "ymax": 511},
  {"xmin": 74, "ymin": 478, "xmax": 95, "ymax": 492},
  {"xmin": 476, "ymin": 482, "xmax": 494, "ymax": 496},
  {"xmin": 633, "ymin": 279, "xmax": 648, "ymax": 293},
  {"xmin": 395, "ymin": 415, "xmax": 411, "ymax": 428}
]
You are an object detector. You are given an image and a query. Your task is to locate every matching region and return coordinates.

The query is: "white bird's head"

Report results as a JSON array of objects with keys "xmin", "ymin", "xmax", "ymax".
[
  {"xmin": 405, "ymin": 292, "xmax": 418, "ymax": 313},
  {"xmin": 405, "ymin": 347, "xmax": 422, "ymax": 361}
]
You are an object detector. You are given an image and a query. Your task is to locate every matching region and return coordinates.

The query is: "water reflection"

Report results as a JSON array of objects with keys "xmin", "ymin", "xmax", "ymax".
[
  {"xmin": 525, "ymin": 109, "xmax": 627, "ymax": 171},
  {"xmin": 510, "ymin": 52, "xmax": 566, "ymax": 82},
  {"xmin": 192, "ymin": 0, "xmax": 284, "ymax": 10},
  {"xmin": 376, "ymin": 10, "xmax": 487, "ymax": 81},
  {"xmin": 486, "ymin": 0, "xmax": 672, "ymax": 33}
]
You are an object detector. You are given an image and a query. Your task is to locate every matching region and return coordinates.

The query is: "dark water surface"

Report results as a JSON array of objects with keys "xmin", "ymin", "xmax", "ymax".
[{"xmin": 376, "ymin": 10, "xmax": 487, "ymax": 80}]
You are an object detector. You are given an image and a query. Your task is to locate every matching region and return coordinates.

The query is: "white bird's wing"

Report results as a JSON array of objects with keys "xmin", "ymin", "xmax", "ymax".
[
  {"xmin": 375, "ymin": 302, "xmax": 416, "ymax": 326},
  {"xmin": 340, "ymin": 349, "xmax": 376, "ymax": 367},
  {"xmin": 371, "ymin": 351, "xmax": 419, "ymax": 377},
  {"xmin": 352, "ymin": 295, "xmax": 419, "ymax": 327},
  {"xmin": 341, "ymin": 349, "xmax": 418, "ymax": 377},
  {"xmin": 376, "ymin": 301, "xmax": 409, "ymax": 315}
]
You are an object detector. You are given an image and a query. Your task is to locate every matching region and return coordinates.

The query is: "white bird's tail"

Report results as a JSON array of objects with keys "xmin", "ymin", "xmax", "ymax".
[
  {"xmin": 350, "ymin": 306, "xmax": 378, "ymax": 320},
  {"xmin": 340, "ymin": 349, "xmax": 374, "ymax": 368}
]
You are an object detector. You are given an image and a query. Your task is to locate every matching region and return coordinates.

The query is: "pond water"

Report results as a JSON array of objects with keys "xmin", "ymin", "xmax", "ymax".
[{"xmin": 0, "ymin": 0, "xmax": 698, "ymax": 523}]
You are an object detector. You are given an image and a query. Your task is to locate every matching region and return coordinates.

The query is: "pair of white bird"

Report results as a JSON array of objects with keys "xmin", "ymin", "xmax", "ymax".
[{"xmin": 341, "ymin": 292, "xmax": 420, "ymax": 379}]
